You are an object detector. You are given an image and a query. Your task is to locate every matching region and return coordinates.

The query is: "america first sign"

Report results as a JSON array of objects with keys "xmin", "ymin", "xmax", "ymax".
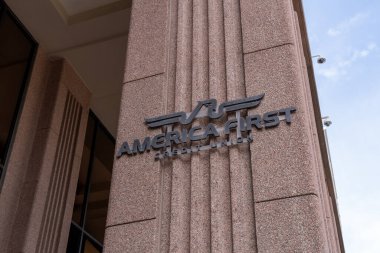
[{"xmin": 116, "ymin": 94, "xmax": 296, "ymax": 160}]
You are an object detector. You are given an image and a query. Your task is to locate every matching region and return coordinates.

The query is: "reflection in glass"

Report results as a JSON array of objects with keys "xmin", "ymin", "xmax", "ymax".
[
  {"xmin": 84, "ymin": 127, "xmax": 113, "ymax": 243},
  {"xmin": 83, "ymin": 238, "xmax": 102, "ymax": 253},
  {"xmin": 67, "ymin": 113, "xmax": 114, "ymax": 253},
  {"xmin": 72, "ymin": 116, "xmax": 95, "ymax": 225}
]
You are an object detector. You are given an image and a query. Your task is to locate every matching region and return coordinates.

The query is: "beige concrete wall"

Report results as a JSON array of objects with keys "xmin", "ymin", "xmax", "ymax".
[
  {"xmin": 0, "ymin": 50, "xmax": 90, "ymax": 253},
  {"xmin": 104, "ymin": 0, "xmax": 341, "ymax": 252}
]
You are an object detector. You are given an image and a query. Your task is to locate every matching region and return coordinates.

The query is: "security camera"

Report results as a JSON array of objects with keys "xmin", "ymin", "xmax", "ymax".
[
  {"xmin": 322, "ymin": 116, "xmax": 332, "ymax": 127},
  {"xmin": 312, "ymin": 55, "xmax": 327, "ymax": 64},
  {"xmin": 324, "ymin": 120, "xmax": 332, "ymax": 127},
  {"xmin": 317, "ymin": 57, "xmax": 326, "ymax": 64}
]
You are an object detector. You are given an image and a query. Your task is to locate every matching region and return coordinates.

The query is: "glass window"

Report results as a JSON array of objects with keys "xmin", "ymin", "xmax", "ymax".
[
  {"xmin": 84, "ymin": 126, "xmax": 113, "ymax": 243},
  {"xmin": 0, "ymin": 0, "xmax": 37, "ymax": 187},
  {"xmin": 67, "ymin": 112, "xmax": 115, "ymax": 253}
]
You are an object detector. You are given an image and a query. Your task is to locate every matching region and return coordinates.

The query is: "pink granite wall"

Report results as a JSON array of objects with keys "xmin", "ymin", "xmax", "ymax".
[
  {"xmin": 104, "ymin": 0, "xmax": 337, "ymax": 252},
  {"xmin": 0, "ymin": 51, "xmax": 90, "ymax": 253},
  {"xmin": 0, "ymin": 49, "xmax": 50, "ymax": 251}
]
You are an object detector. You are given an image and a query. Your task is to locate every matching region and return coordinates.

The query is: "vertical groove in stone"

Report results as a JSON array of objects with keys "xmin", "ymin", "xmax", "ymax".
[
  {"xmin": 50, "ymin": 100, "xmax": 82, "ymax": 253},
  {"xmin": 49, "ymin": 97, "xmax": 78, "ymax": 252},
  {"xmin": 37, "ymin": 92, "xmax": 73, "ymax": 253},
  {"xmin": 169, "ymin": 0, "xmax": 193, "ymax": 252},
  {"xmin": 48, "ymin": 93, "xmax": 80, "ymax": 253},
  {"xmin": 223, "ymin": 0, "xmax": 256, "ymax": 252},
  {"xmin": 165, "ymin": 0, "xmax": 178, "ymax": 116},
  {"xmin": 37, "ymin": 92, "xmax": 83, "ymax": 253},
  {"xmin": 158, "ymin": 0, "xmax": 178, "ymax": 252},
  {"xmin": 190, "ymin": 0, "xmax": 211, "ymax": 252},
  {"xmin": 208, "ymin": 0, "xmax": 233, "ymax": 252},
  {"xmin": 47, "ymin": 99, "xmax": 78, "ymax": 253}
]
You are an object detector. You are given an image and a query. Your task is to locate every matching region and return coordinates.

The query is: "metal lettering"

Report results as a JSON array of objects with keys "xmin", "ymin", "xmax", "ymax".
[
  {"xmin": 116, "ymin": 141, "xmax": 132, "ymax": 157},
  {"xmin": 224, "ymin": 119, "xmax": 238, "ymax": 135},
  {"xmin": 152, "ymin": 133, "xmax": 166, "ymax": 149},
  {"xmin": 263, "ymin": 111, "xmax": 280, "ymax": 128},
  {"xmin": 246, "ymin": 114, "xmax": 263, "ymax": 130},
  {"xmin": 116, "ymin": 93, "xmax": 298, "ymax": 160},
  {"xmin": 166, "ymin": 130, "xmax": 181, "ymax": 146},
  {"xmin": 189, "ymin": 126, "xmax": 204, "ymax": 141},
  {"xmin": 279, "ymin": 107, "xmax": 296, "ymax": 123},
  {"xmin": 203, "ymin": 123, "xmax": 220, "ymax": 139},
  {"xmin": 132, "ymin": 137, "xmax": 151, "ymax": 154}
]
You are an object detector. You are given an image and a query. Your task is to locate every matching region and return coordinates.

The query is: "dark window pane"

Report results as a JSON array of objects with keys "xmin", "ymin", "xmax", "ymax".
[
  {"xmin": 84, "ymin": 127, "xmax": 113, "ymax": 243},
  {"xmin": 72, "ymin": 116, "xmax": 96, "ymax": 224},
  {"xmin": 66, "ymin": 224, "xmax": 81, "ymax": 253},
  {"xmin": 67, "ymin": 113, "xmax": 114, "ymax": 253}
]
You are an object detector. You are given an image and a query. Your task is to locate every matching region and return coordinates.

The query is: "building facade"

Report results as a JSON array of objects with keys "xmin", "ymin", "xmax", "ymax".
[{"xmin": 0, "ymin": 0, "xmax": 344, "ymax": 252}]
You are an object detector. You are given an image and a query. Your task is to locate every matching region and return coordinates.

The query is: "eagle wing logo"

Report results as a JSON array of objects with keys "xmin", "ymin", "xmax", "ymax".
[{"xmin": 145, "ymin": 93, "xmax": 264, "ymax": 128}]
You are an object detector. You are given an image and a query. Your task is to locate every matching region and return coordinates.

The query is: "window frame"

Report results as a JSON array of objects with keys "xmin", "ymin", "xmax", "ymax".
[{"xmin": 67, "ymin": 111, "xmax": 115, "ymax": 253}]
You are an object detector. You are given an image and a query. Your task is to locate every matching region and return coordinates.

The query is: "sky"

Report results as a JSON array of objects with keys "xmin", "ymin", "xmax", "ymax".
[{"xmin": 303, "ymin": 1, "xmax": 380, "ymax": 252}]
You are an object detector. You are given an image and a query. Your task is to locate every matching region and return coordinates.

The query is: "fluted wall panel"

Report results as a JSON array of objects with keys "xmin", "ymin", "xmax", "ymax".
[
  {"xmin": 208, "ymin": 0, "xmax": 233, "ymax": 252},
  {"xmin": 169, "ymin": 0, "xmax": 193, "ymax": 252},
  {"xmin": 37, "ymin": 92, "xmax": 82, "ymax": 253}
]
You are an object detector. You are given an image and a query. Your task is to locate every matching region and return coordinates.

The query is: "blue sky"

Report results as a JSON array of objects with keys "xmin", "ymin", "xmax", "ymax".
[{"xmin": 303, "ymin": 1, "xmax": 380, "ymax": 252}]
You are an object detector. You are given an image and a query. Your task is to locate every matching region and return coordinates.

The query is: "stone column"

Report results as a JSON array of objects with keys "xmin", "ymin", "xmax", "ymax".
[
  {"xmin": 0, "ymin": 52, "xmax": 90, "ymax": 253},
  {"xmin": 241, "ymin": 0, "xmax": 329, "ymax": 251},
  {"xmin": 104, "ymin": 0, "xmax": 331, "ymax": 252}
]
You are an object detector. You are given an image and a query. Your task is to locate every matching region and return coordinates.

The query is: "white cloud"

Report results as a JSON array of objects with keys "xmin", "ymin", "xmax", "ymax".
[
  {"xmin": 327, "ymin": 12, "xmax": 369, "ymax": 37},
  {"xmin": 339, "ymin": 46, "xmax": 373, "ymax": 67},
  {"xmin": 368, "ymin": 42, "xmax": 377, "ymax": 50},
  {"xmin": 318, "ymin": 66, "xmax": 345, "ymax": 79},
  {"xmin": 318, "ymin": 43, "xmax": 377, "ymax": 79}
]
